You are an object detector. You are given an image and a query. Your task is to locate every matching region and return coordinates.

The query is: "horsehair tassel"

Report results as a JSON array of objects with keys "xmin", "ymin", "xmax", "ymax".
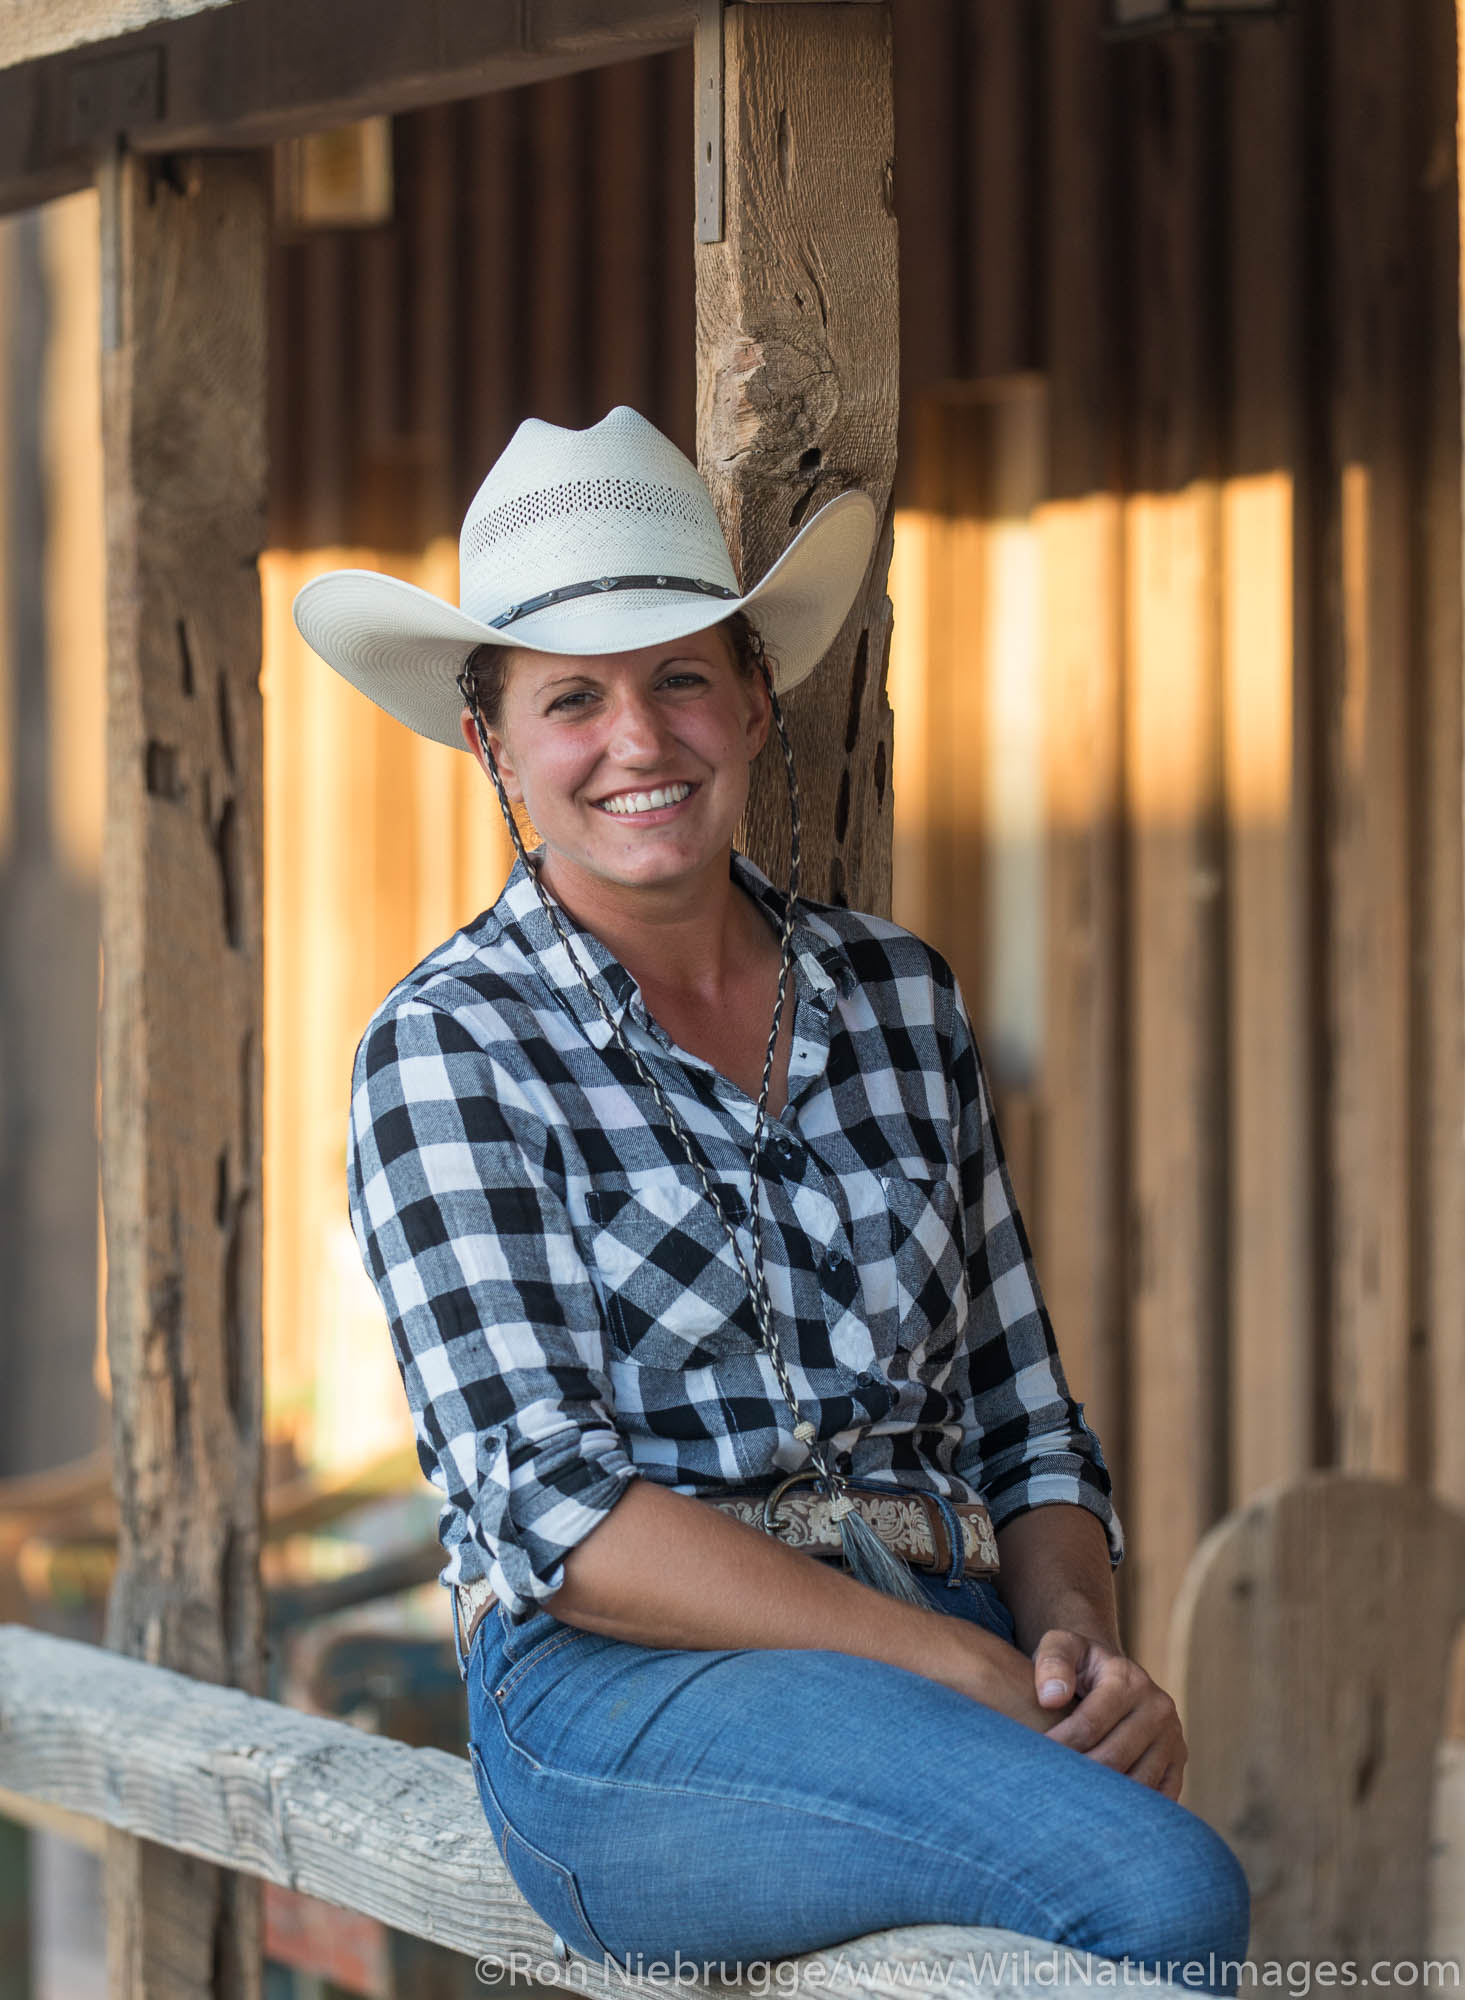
[{"xmin": 836, "ymin": 1500, "xmax": 934, "ymax": 1607}]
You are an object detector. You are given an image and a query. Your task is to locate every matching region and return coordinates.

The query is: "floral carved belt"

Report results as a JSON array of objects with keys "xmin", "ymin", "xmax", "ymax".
[{"xmin": 701, "ymin": 1471, "xmax": 1001, "ymax": 1582}]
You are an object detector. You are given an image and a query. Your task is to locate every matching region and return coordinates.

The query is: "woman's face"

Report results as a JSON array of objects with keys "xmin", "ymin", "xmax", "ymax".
[{"xmin": 460, "ymin": 625, "xmax": 771, "ymax": 900}]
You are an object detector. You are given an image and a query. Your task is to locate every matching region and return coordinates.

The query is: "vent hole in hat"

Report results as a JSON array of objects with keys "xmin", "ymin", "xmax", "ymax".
[{"xmin": 463, "ymin": 477, "xmax": 709, "ymax": 563}]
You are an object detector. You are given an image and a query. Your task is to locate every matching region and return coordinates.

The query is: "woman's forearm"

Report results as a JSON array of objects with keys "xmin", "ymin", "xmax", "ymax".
[
  {"xmin": 549, "ymin": 1476, "xmax": 1062, "ymax": 1731},
  {"xmin": 992, "ymin": 1503, "xmax": 1121, "ymax": 1658}
]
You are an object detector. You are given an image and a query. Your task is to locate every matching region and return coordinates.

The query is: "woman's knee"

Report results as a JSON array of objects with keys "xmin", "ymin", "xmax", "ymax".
[{"xmin": 1087, "ymin": 1807, "xmax": 1251, "ymax": 1982}]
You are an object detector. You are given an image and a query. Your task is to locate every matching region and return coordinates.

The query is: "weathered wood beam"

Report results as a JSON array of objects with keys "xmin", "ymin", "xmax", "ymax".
[
  {"xmin": 0, "ymin": 1626, "xmax": 545, "ymax": 1967},
  {"xmin": 696, "ymin": 1, "xmax": 898, "ymax": 914},
  {"xmin": 0, "ymin": 0, "xmax": 233, "ymax": 70},
  {"xmin": 0, "ymin": 1626, "xmax": 1194, "ymax": 1997},
  {"xmin": 0, "ymin": 0, "xmax": 702, "ymax": 220},
  {"xmin": 99, "ymin": 147, "xmax": 268, "ymax": 1998},
  {"xmin": 0, "ymin": 0, "xmax": 874, "ymax": 77}
]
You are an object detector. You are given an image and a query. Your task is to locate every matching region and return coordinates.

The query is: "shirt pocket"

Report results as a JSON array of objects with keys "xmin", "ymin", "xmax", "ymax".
[
  {"xmin": 879, "ymin": 1165, "xmax": 966, "ymax": 1364},
  {"xmin": 581, "ymin": 1169, "xmax": 756, "ymax": 1369}
]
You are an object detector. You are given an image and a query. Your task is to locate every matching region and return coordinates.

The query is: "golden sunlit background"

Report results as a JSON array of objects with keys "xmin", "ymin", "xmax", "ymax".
[{"xmin": 2, "ymin": 0, "xmax": 1464, "ymax": 1982}]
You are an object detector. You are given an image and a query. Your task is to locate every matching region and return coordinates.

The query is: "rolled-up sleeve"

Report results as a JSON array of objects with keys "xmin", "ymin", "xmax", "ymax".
[
  {"xmin": 347, "ymin": 996, "xmax": 637, "ymax": 1619},
  {"xmin": 945, "ymin": 979, "xmax": 1125, "ymax": 1567}
]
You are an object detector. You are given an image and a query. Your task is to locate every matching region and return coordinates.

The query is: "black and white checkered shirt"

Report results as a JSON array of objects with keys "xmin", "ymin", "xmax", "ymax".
[{"xmin": 348, "ymin": 848, "xmax": 1123, "ymax": 1621}]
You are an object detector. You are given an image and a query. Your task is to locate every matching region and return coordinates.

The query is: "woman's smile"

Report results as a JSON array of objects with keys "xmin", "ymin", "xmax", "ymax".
[{"xmin": 591, "ymin": 780, "xmax": 700, "ymax": 821}]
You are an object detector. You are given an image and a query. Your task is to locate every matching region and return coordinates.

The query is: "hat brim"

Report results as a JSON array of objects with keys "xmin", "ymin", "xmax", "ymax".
[{"xmin": 292, "ymin": 488, "xmax": 879, "ymax": 751}]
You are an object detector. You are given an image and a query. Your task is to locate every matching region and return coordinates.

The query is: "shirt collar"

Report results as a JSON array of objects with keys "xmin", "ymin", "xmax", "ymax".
[{"xmin": 482, "ymin": 846, "xmax": 857, "ymax": 1047}]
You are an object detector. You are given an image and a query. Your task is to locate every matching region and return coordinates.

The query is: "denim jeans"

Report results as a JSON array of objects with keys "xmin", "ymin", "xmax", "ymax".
[{"xmin": 461, "ymin": 1570, "xmax": 1251, "ymax": 1991}]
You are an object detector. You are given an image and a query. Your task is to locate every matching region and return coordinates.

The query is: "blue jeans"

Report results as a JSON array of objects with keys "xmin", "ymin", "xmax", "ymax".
[{"xmin": 462, "ymin": 1571, "xmax": 1251, "ymax": 1991}]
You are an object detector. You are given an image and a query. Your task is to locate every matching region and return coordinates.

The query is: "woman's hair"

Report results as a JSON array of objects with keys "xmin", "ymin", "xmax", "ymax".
[{"xmin": 460, "ymin": 610, "xmax": 771, "ymax": 733}]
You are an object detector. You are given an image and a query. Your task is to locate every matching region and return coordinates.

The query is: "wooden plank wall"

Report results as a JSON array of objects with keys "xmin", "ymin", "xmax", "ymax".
[{"xmin": 882, "ymin": 0, "xmax": 1463, "ymax": 1678}]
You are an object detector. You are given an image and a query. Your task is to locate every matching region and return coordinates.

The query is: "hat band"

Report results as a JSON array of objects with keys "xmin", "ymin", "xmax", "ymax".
[{"xmin": 488, "ymin": 573, "xmax": 739, "ymax": 630}]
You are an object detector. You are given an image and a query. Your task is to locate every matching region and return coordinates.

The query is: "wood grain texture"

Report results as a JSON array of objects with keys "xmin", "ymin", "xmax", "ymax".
[
  {"xmin": 0, "ymin": 1626, "xmax": 1200, "ymax": 1995},
  {"xmin": 0, "ymin": 0, "xmax": 231, "ymax": 69},
  {"xmin": 695, "ymin": 2, "xmax": 898, "ymax": 914},
  {"xmin": 1170, "ymin": 1473, "xmax": 1465, "ymax": 1959},
  {"xmin": 0, "ymin": 0, "xmax": 702, "ymax": 219},
  {"xmin": 99, "ymin": 148, "xmax": 269, "ymax": 1998},
  {"xmin": 1121, "ymin": 34, "xmax": 1227, "ymax": 1676},
  {"xmin": 1222, "ymin": 10, "xmax": 1312, "ymax": 1502},
  {"xmin": 1422, "ymin": 0, "xmax": 1465, "ymax": 1525},
  {"xmin": 1034, "ymin": 0, "xmax": 1127, "ymax": 1536},
  {"xmin": 1323, "ymin": 0, "xmax": 1413, "ymax": 1479}
]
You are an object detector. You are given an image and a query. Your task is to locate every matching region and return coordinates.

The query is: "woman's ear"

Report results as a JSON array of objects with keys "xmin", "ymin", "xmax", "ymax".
[
  {"xmin": 744, "ymin": 668, "xmax": 773, "ymax": 760},
  {"xmin": 460, "ymin": 708, "xmax": 524, "ymax": 802}
]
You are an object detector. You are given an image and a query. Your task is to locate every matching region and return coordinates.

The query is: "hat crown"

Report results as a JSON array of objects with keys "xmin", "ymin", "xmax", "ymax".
[{"xmin": 458, "ymin": 407, "xmax": 739, "ymax": 627}]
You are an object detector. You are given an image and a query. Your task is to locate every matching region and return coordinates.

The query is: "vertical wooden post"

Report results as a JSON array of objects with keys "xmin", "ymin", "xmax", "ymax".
[
  {"xmin": 1035, "ymin": 0, "xmax": 1127, "ymax": 1555},
  {"xmin": 1122, "ymin": 35, "xmax": 1227, "ymax": 1676},
  {"xmin": 1443, "ymin": 0, "xmax": 1465, "ymax": 1545},
  {"xmin": 1323, "ymin": 0, "xmax": 1414, "ymax": 1481},
  {"xmin": 1223, "ymin": 9, "xmax": 1313, "ymax": 1504},
  {"xmin": 98, "ymin": 150, "xmax": 268, "ymax": 2000},
  {"xmin": 695, "ymin": 0, "xmax": 898, "ymax": 915}
]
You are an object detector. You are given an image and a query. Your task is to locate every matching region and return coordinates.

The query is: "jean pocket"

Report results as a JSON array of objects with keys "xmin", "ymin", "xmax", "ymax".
[
  {"xmin": 961, "ymin": 1577, "xmax": 1018, "ymax": 1644},
  {"xmin": 467, "ymin": 1740, "xmax": 510, "ymax": 1857},
  {"xmin": 503, "ymin": 1823, "xmax": 614, "ymax": 1964},
  {"xmin": 468, "ymin": 1742, "xmax": 614, "ymax": 1963},
  {"xmin": 487, "ymin": 1623, "xmax": 615, "ymax": 1772}
]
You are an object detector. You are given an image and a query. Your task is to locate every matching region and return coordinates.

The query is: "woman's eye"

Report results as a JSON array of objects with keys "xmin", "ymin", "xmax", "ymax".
[{"xmin": 546, "ymin": 671, "xmax": 705, "ymax": 714}]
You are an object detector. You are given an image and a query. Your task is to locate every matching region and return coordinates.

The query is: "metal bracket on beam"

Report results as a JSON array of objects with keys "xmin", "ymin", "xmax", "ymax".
[{"xmin": 694, "ymin": 0, "xmax": 723, "ymax": 244}]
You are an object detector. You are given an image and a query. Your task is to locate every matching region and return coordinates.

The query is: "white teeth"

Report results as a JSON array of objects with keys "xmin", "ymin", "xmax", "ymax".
[{"xmin": 598, "ymin": 782, "xmax": 692, "ymax": 816}]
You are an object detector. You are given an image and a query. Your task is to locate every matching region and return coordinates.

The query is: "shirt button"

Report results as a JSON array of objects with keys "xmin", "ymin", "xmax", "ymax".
[{"xmin": 822, "ymin": 1247, "xmax": 847, "ymax": 1275}]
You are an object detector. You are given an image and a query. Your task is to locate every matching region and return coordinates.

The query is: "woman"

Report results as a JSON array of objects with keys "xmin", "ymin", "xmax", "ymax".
[{"xmin": 295, "ymin": 407, "xmax": 1250, "ymax": 1986}]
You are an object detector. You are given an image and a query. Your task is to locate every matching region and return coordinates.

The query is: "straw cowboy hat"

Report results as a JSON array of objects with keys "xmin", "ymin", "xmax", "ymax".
[{"xmin": 292, "ymin": 405, "xmax": 879, "ymax": 751}]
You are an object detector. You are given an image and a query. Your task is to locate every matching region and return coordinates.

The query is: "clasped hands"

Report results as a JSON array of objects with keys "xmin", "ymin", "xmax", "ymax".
[{"xmin": 1028, "ymin": 1628, "xmax": 1188, "ymax": 1801}]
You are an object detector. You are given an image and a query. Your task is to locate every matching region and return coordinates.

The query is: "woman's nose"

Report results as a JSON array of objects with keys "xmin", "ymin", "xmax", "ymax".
[{"xmin": 605, "ymin": 688, "xmax": 671, "ymax": 761}]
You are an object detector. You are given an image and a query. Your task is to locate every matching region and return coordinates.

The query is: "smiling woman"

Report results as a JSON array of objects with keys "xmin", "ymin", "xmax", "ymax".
[{"xmin": 290, "ymin": 406, "xmax": 1249, "ymax": 1987}]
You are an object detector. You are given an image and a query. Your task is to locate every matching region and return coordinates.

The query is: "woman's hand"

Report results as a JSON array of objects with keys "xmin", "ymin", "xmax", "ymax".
[{"xmin": 1029, "ymin": 1629, "xmax": 1188, "ymax": 1799}]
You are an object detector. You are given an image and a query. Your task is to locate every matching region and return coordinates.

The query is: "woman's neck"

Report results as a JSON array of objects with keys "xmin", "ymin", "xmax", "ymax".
[{"xmin": 533, "ymin": 845, "xmax": 778, "ymax": 1006}]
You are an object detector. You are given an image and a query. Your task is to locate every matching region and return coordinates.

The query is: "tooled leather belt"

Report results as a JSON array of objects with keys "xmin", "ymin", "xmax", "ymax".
[{"xmin": 454, "ymin": 1474, "xmax": 1000, "ymax": 1658}]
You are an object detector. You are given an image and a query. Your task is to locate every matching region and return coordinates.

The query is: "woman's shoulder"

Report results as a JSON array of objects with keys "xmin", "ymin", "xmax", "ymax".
[
  {"xmin": 800, "ymin": 892, "xmax": 957, "ymax": 986},
  {"xmin": 352, "ymin": 897, "xmax": 558, "ymax": 1071},
  {"xmin": 734, "ymin": 854, "xmax": 959, "ymax": 1003}
]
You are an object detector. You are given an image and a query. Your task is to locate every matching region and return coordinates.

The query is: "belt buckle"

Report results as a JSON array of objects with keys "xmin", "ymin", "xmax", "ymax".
[{"xmin": 761, "ymin": 1468, "xmax": 824, "ymax": 1536}]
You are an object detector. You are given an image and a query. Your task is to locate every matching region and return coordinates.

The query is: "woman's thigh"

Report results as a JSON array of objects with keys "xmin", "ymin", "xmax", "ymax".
[{"xmin": 465, "ymin": 1577, "xmax": 1249, "ymax": 1987}]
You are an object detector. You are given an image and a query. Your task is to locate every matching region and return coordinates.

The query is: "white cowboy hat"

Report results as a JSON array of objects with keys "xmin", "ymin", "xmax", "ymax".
[{"xmin": 292, "ymin": 405, "xmax": 879, "ymax": 751}]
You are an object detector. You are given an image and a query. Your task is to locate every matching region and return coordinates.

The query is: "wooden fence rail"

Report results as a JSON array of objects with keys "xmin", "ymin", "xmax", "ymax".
[{"xmin": 0, "ymin": 1623, "xmax": 1200, "ymax": 1997}]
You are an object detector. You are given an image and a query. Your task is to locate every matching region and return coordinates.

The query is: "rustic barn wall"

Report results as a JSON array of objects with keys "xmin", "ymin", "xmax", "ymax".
[
  {"xmin": 268, "ymin": 56, "xmax": 697, "ymax": 554},
  {"xmin": 880, "ymin": 0, "xmax": 1464, "ymax": 1679}
]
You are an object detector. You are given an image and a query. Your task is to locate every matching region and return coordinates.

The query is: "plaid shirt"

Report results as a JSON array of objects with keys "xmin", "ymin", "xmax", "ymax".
[{"xmin": 348, "ymin": 848, "xmax": 1123, "ymax": 1621}]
